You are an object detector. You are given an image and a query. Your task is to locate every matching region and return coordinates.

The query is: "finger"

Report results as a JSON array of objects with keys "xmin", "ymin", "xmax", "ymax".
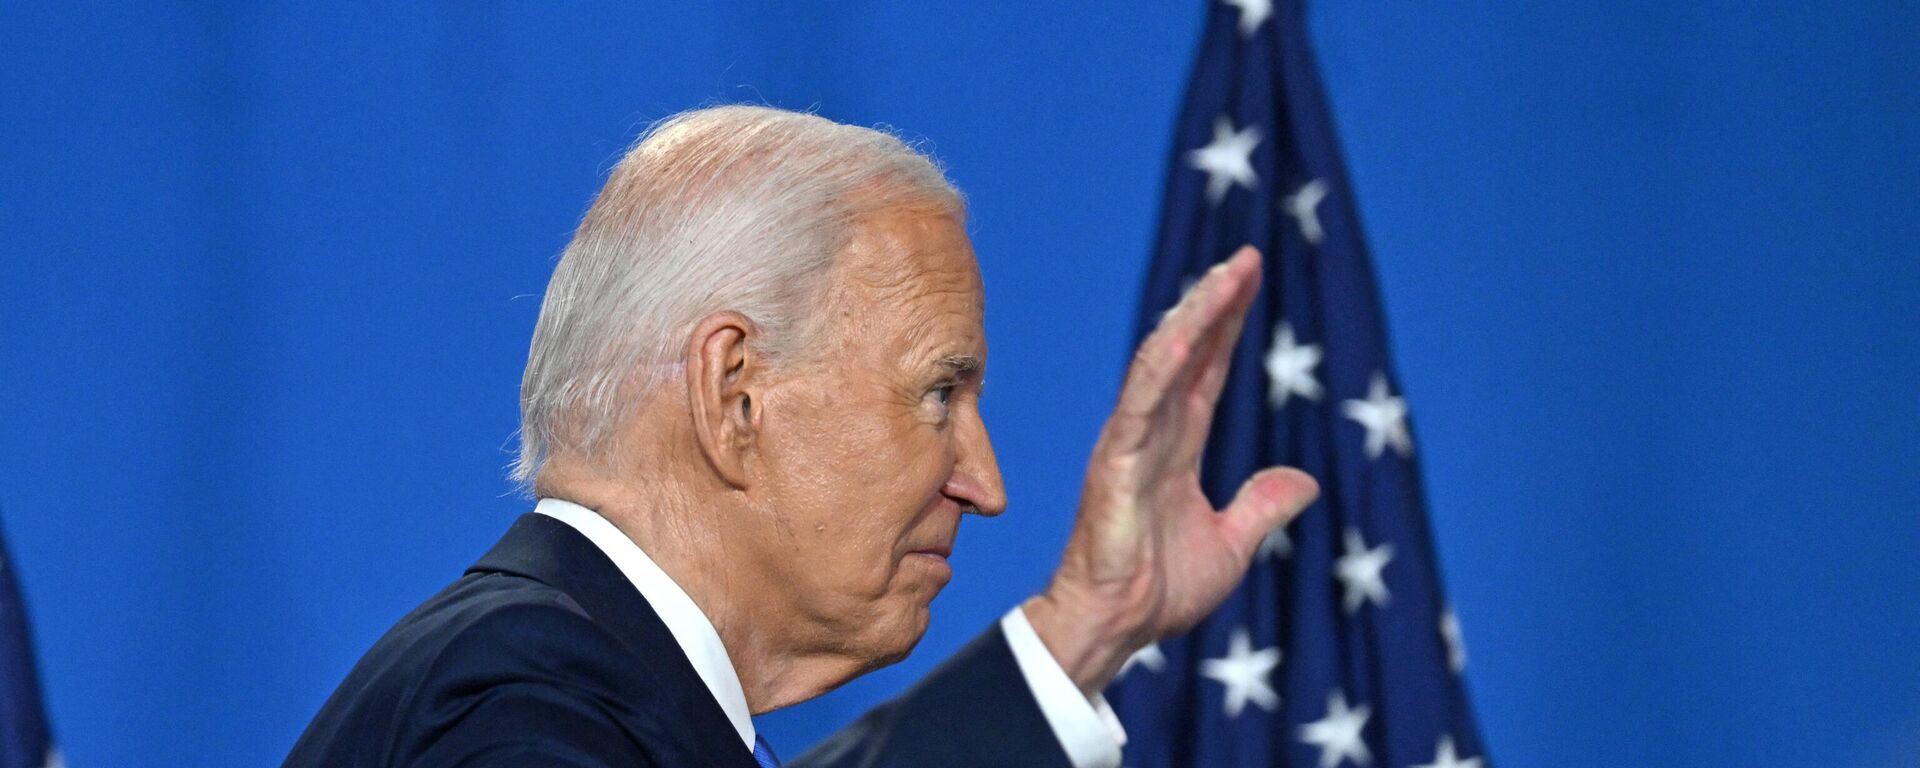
[
  {"xmin": 1104, "ymin": 250, "xmax": 1255, "ymax": 450},
  {"xmin": 1219, "ymin": 467, "xmax": 1320, "ymax": 559},
  {"xmin": 1190, "ymin": 247, "xmax": 1262, "ymax": 401},
  {"xmin": 1117, "ymin": 249, "xmax": 1260, "ymax": 422},
  {"xmin": 1170, "ymin": 248, "xmax": 1263, "ymax": 467}
]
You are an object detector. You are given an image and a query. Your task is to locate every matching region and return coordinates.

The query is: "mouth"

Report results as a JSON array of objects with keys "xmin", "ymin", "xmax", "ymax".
[
  {"xmin": 906, "ymin": 543, "xmax": 953, "ymax": 559},
  {"xmin": 904, "ymin": 546, "xmax": 954, "ymax": 587}
]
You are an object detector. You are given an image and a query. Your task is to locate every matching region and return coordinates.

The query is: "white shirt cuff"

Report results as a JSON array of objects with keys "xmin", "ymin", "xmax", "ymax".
[{"xmin": 1000, "ymin": 607, "xmax": 1127, "ymax": 768}]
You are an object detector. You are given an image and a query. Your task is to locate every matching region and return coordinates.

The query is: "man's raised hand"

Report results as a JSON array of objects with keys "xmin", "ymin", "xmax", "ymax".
[{"xmin": 1024, "ymin": 245, "xmax": 1320, "ymax": 695}]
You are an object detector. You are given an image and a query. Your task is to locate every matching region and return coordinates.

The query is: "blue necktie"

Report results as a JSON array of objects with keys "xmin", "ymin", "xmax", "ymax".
[{"xmin": 752, "ymin": 734, "xmax": 782, "ymax": 768}]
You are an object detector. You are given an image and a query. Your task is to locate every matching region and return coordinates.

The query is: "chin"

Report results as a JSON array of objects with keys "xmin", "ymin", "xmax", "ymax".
[{"xmin": 858, "ymin": 604, "xmax": 933, "ymax": 671}]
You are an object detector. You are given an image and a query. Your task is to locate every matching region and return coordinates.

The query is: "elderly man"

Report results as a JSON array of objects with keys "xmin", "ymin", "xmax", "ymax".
[{"xmin": 285, "ymin": 105, "xmax": 1317, "ymax": 768}]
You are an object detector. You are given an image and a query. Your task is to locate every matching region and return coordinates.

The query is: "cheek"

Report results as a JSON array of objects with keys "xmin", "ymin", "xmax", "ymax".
[
  {"xmin": 801, "ymin": 417, "xmax": 954, "ymax": 588},
  {"xmin": 791, "ymin": 390, "xmax": 951, "ymax": 499},
  {"xmin": 866, "ymin": 421, "xmax": 953, "ymax": 502},
  {"xmin": 761, "ymin": 381, "xmax": 958, "ymax": 598}
]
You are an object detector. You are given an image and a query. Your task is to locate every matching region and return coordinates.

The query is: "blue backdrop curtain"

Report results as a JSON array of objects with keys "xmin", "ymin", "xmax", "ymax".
[{"xmin": 1, "ymin": 3, "xmax": 1916, "ymax": 766}]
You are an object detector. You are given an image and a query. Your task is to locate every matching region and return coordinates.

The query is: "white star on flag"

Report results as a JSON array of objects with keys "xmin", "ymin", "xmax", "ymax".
[
  {"xmin": 1199, "ymin": 627, "xmax": 1281, "ymax": 717},
  {"xmin": 1220, "ymin": 0, "xmax": 1272, "ymax": 37},
  {"xmin": 1188, "ymin": 116, "xmax": 1261, "ymax": 203},
  {"xmin": 1341, "ymin": 371, "xmax": 1411, "ymax": 459},
  {"xmin": 1119, "ymin": 642, "xmax": 1167, "ymax": 678},
  {"xmin": 1265, "ymin": 321, "xmax": 1324, "ymax": 408},
  {"xmin": 1109, "ymin": 0, "xmax": 1494, "ymax": 756},
  {"xmin": 1412, "ymin": 736, "xmax": 1483, "ymax": 768},
  {"xmin": 1283, "ymin": 178, "xmax": 1330, "ymax": 245},
  {"xmin": 1440, "ymin": 608, "xmax": 1467, "ymax": 673},
  {"xmin": 1335, "ymin": 527, "xmax": 1394, "ymax": 613},
  {"xmin": 1298, "ymin": 690, "xmax": 1372, "ymax": 768},
  {"xmin": 1258, "ymin": 523, "xmax": 1292, "ymax": 560}
]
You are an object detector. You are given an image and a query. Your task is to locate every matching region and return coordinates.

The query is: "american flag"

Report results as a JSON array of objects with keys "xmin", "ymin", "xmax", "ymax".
[
  {"xmin": 1104, "ymin": 1, "xmax": 1489, "ymax": 766},
  {"xmin": 0, "ymin": 512, "xmax": 57, "ymax": 768}
]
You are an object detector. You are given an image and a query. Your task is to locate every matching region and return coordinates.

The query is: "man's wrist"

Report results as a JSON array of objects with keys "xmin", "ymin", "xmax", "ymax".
[
  {"xmin": 1020, "ymin": 591, "xmax": 1139, "ymax": 697},
  {"xmin": 1001, "ymin": 608, "xmax": 1128, "ymax": 768}
]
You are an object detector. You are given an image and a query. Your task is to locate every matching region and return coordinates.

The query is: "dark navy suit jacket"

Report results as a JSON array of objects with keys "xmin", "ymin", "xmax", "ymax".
[{"xmin": 284, "ymin": 513, "xmax": 1074, "ymax": 767}]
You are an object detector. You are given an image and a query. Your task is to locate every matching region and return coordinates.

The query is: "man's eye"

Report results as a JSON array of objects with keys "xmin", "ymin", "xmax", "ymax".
[{"xmin": 930, "ymin": 384, "xmax": 955, "ymax": 406}]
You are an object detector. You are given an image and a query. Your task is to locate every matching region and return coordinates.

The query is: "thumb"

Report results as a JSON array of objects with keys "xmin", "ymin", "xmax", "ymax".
[{"xmin": 1221, "ymin": 466, "xmax": 1320, "ymax": 556}]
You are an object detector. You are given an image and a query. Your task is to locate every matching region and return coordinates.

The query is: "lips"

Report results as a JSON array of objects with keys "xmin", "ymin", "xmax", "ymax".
[{"xmin": 907, "ymin": 543, "xmax": 953, "ymax": 558}]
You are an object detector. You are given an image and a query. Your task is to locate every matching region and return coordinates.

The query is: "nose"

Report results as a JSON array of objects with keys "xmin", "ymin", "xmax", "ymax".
[{"xmin": 945, "ymin": 405, "xmax": 1007, "ymax": 517}]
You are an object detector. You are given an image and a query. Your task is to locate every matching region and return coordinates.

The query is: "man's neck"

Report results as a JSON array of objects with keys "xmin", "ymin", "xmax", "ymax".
[{"xmin": 536, "ymin": 465, "xmax": 864, "ymax": 713}]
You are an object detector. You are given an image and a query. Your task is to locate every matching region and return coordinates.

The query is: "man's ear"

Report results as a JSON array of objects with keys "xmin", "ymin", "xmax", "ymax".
[{"xmin": 685, "ymin": 311, "xmax": 761, "ymax": 489}]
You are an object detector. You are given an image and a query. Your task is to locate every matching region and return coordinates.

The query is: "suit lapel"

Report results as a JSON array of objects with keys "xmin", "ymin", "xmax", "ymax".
[{"xmin": 470, "ymin": 513, "xmax": 761, "ymax": 768}]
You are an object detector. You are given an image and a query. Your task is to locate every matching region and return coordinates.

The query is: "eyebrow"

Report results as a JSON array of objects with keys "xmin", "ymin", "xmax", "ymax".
[{"xmin": 936, "ymin": 354, "xmax": 984, "ymax": 378}]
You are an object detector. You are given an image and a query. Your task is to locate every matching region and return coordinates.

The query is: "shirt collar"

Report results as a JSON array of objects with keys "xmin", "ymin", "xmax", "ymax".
[{"xmin": 533, "ymin": 497, "xmax": 756, "ymax": 752}]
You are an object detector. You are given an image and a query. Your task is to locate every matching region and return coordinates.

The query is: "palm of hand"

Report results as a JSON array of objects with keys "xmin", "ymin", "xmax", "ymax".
[{"xmin": 1027, "ymin": 246, "xmax": 1319, "ymax": 692}]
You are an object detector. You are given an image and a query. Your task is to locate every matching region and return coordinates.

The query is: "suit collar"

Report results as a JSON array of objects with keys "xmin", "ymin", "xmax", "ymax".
[
  {"xmin": 469, "ymin": 512, "xmax": 760, "ymax": 768},
  {"xmin": 530, "ymin": 498, "xmax": 756, "ymax": 751}
]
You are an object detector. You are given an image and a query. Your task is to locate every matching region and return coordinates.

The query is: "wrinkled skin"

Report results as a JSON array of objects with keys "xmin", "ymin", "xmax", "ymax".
[
  {"xmin": 741, "ymin": 218, "xmax": 1319, "ymax": 700},
  {"xmin": 1025, "ymin": 246, "xmax": 1320, "ymax": 694},
  {"xmin": 549, "ymin": 207, "xmax": 1315, "ymax": 712},
  {"xmin": 738, "ymin": 204, "xmax": 1005, "ymax": 682}
]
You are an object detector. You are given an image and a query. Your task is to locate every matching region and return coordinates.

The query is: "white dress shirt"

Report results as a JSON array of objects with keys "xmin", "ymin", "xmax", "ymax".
[{"xmin": 535, "ymin": 498, "xmax": 1125, "ymax": 767}]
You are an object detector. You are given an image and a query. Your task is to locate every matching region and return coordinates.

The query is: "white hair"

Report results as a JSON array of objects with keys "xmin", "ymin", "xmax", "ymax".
[{"xmin": 514, "ymin": 105, "xmax": 965, "ymax": 485}]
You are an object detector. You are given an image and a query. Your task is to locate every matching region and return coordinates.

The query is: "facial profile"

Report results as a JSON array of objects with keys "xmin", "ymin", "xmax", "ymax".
[{"xmin": 740, "ymin": 201, "xmax": 1007, "ymax": 671}]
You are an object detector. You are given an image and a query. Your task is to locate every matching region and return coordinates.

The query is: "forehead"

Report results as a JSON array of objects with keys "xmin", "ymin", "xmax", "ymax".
[{"xmin": 825, "ymin": 206, "xmax": 985, "ymax": 354}]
